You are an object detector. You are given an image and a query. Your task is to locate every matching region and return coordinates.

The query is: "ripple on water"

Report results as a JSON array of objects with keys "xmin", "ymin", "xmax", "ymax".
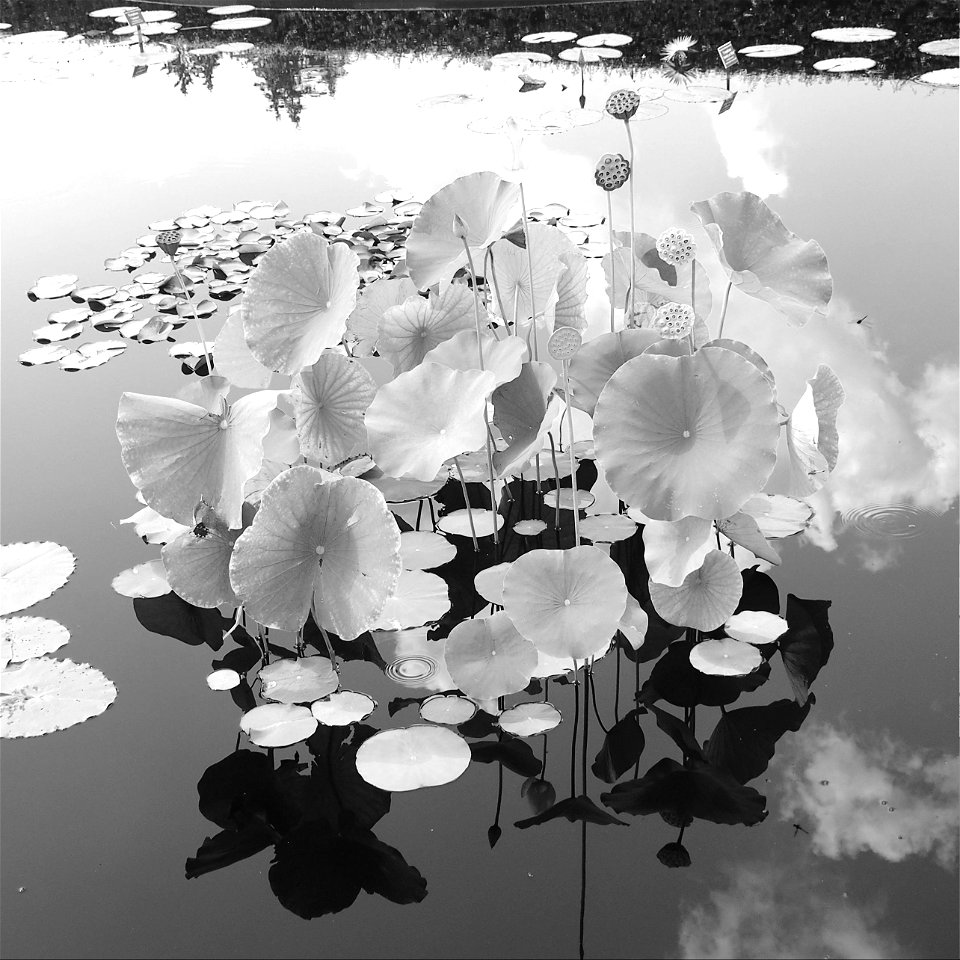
[
  {"xmin": 842, "ymin": 503, "xmax": 942, "ymax": 539},
  {"xmin": 385, "ymin": 656, "xmax": 438, "ymax": 685}
]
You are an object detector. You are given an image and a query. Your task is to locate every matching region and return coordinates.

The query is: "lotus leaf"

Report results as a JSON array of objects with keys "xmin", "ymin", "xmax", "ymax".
[
  {"xmin": 784, "ymin": 364, "xmax": 845, "ymax": 496},
  {"xmin": 491, "ymin": 361, "xmax": 562, "ymax": 477},
  {"xmin": 436, "ymin": 509, "xmax": 504, "ymax": 538},
  {"xmin": 212, "ymin": 306, "xmax": 272, "ymax": 389},
  {"xmin": 423, "ymin": 329, "xmax": 526, "ymax": 387},
  {"xmin": 715, "ymin": 513, "xmax": 781, "ymax": 564},
  {"xmin": 419, "ymin": 694, "xmax": 477, "ymax": 724},
  {"xmin": 741, "ymin": 495, "xmax": 814, "ymax": 538},
  {"xmin": 355, "ymin": 725, "xmax": 471, "ymax": 791},
  {"xmin": 311, "ymin": 690, "xmax": 376, "ymax": 726},
  {"xmin": 649, "ymin": 550, "xmax": 743, "ymax": 631},
  {"xmin": 368, "ymin": 570, "xmax": 450, "ymax": 631},
  {"xmin": 489, "ymin": 223, "xmax": 564, "ymax": 330},
  {"xmin": 206, "ymin": 669, "xmax": 241, "ymax": 691},
  {"xmin": 594, "ymin": 346, "xmax": 779, "ymax": 521},
  {"xmin": 406, "ymin": 173, "xmax": 521, "ymax": 288},
  {"xmin": 566, "ymin": 329, "xmax": 660, "ymax": 416},
  {"xmin": 813, "ymin": 57, "xmax": 876, "ymax": 72},
  {"xmin": 497, "ymin": 701, "xmax": 561, "ymax": 736},
  {"xmin": 0, "ymin": 616, "xmax": 69, "ymax": 667},
  {"xmin": 346, "ymin": 276, "xmax": 418, "ymax": 357},
  {"xmin": 725, "ymin": 611, "xmax": 789, "ymax": 645},
  {"xmin": 918, "ymin": 68, "xmax": 959, "ymax": 87},
  {"xmin": 365, "ymin": 363, "xmax": 495, "ymax": 481},
  {"xmin": 474, "ymin": 562, "xmax": 512, "ymax": 605},
  {"xmin": 229, "ymin": 466, "xmax": 400, "ymax": 637},
  {"xmin": 0, "ymin": 542, "xmax": 76, "ymax": 616},
  {"xmin": 618, "ymin": 593, "xmax": 649, "ymax": 651},
  {"xmin": 578, "ymin": 513, "xmax": 637, "ymax": 543},
  {"xmin": 691, "ymin": 192, "xmax": 832, "ymax": 327},
  {"xmin": 445, "ymin": 612, "xmax": 538, "ymax": 700},
  {"xmin": 258, "ymin": 656, "xmax": 339, "ymax": 704},
  {"xmin": 239, "ymin": 703, "xmax": 317, "ymax": 747},
  {"xmin": 112, "ymin": 559, "xmax": 170, "ymax": 598},
  {"xmin": 690, "ymin": 637, "xmax": 762, "ymax": 676},
  {"xmin": 361, "ymin": 467, "xmax": 449, "ymax": 504},
  {"xmin": 161, "ymin": 506, "xmax": 238, "ymax": 608},
  {"xmin": 241, "ymin": 232, "xmax": 359, "ymax": 375},
  {"xmin": 399, "ymin": 532, "xmax": 456, "ymax": 571},
  {"xmin": 643, "ymin": 517, "xmax": 714, "ymax": 587}
]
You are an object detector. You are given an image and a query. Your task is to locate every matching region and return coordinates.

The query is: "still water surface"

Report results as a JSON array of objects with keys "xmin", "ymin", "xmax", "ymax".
[{"xmin": 1, "ymin": 2, "xmax": 958, "ymax": 958}]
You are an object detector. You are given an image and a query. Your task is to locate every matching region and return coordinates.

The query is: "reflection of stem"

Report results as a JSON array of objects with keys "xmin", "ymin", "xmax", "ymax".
[
  {"xmin": 624, "ymin": 121, "xmax": 637, "ymax": 321},
  {"xmin": 579, "ymin": 819, "xmax": 587, "ymax": 960},
  {"xmin": 518, "ymin": 180, "xmax": 538, "ymax": 361},
  {"xmin": 569, "ymin": 660, "xmax": 580, "ymax": 797},
  {"xmin": 579, "ymin": 663, "xmax": 591, "ymax": 959},
  {"xmin": 548, "ymin": 431, "xmax": 562, "ymax": 534},
  {"xmin": 453, "ymin": 456, "xmax": 479, "ymax": 551},
  {"xmin": 170, "ymin": 256, "xmax": 212, "ymax": 373},
  {"xmin": 614, "ymin": 643, "xmax": 621, "ymax": 722},
  {"xmin": 717, "ymin": 279, "xmax": 733, "ymax": 340},
  {"xmin": 606, "ymin": 190, "xmax": 616, "ymax": 332},
  {"xmin": 561, "ymin": 359, "xmax": 580, "ymax": 545},
  {"xmin": 588, "ymin": 660, "xmax": 609, "ymax": 733}
]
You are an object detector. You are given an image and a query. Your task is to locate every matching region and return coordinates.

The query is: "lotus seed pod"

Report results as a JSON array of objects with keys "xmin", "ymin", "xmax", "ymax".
[
  {"xmin": 155, "ymin": 229, "xmax": 182, "ymax": 258},
  {"xmin": 605, "ymin": 88, "xmax": 641, "ymax": 121},
  {"xmin": 594, "ymin": 153, "xmax": 631, "ymax": 191},
  {"xmin": 654, "ymin": 301, "xmax": 695, "ymax": 339},
  {"xmin": 656, "ymin": 227, "xmax": 696, "ymax": 265},
  {"xmin": 547, "ymin": 325, "xmax": 583, "ymax": 360},
  {"xmin": 656, "ymin": 841, "xmax": 692, "ymax": 868}
]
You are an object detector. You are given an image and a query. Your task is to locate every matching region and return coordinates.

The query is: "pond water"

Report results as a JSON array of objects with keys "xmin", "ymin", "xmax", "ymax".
[{"xmin": 1, "ymin": 3, "xmax": 958, "ymax": 959}]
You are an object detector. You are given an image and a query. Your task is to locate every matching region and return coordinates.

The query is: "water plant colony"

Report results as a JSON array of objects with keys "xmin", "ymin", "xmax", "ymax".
[{"xmin": 4, "ymin": 74, "xmax": 841, "ymax": 923}]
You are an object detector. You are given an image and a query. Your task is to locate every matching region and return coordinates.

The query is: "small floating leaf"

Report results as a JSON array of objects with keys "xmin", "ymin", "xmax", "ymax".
[
  {"xmin": 690, "ymin": 637, "xmax": 763, "ymax": 677},
  {"xmin": 356, "ymin": 725, "xmax": 471, "ymax": 791},
  {"xmin": 111, "ymin": 559, "xmax": 170, "ymax": 598},
  {"xmin": 0, "ymin": 542, "xmax": 76, "ymax": 616},
  {"xmin": 418, "ymin": 694, "xmax": 477, "ymax": 725},
  {"xmin": 206, "ymin": 669, "xmax": 241, "ymax": 690},
  {"xmin": 311, "ymin": 690, "xmax": 377, "ymax": 726},
  {"xmin": 239, "ymin": 703, "xmax": 317, "ymax": 747},
  {"xmin": 399, "ymin": 532, "xmax": 456, "ymax": 571},
  {"xmin": 0, "ymin": 616, "xmax": 70, "ymax": 666},
  {"xmin": 497, "ymin": 701, "xmax": 561, "ymax": 736},
  {"xmin": 445, "ymin": 612, "xmax": 538, "ymax": 700}
]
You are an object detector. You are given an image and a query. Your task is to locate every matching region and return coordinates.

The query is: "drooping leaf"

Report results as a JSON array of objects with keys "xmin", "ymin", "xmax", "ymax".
[
  {"xmin": 470, "ymin": 736, "xmax": 542, "ymax": 778},
  {"xmin": 779, "ymin": 595, "xmax": 834, "ymax": 705},
  {"xmin": 515, "ymin": 794, "xmax": 628, "ymax": 828},
  {"xmin": 591, "ymin": 709, "xmax": 646, "ymax": 783},
  {"xmin": 784, "ymin": 365, "xmax": 845, "ymax": 496}
]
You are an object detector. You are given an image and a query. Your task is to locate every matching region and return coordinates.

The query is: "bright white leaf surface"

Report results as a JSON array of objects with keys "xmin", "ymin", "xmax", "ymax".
[
  {"xmin": 345, "ymin": 276, "xmax": 418, "ymax": 357},
  {"xmin": 436, "ymin": 509, "xmax": 504, "ymax": 538},
  {"xmin": 423, "ymin": 329, "xmax": 526, "ymax": 386},
  {"xmin": 491, "ymin": 361, "xmax": 562, "ymax": 478},
  {"xmin": 617, "ymin": 592, "xmax": 649, "ymax": 651},
  {"xmin": 120, "ymin": 506, "xmax": 190, "ymax": 546},
  {"xmin": 239, "ymin": 703, "xmax": 317, "ymax": 747},
  {"xmin": 689, "ymin": 637, "xmax": 762, "ymax": 676},
  {"xmin": 649, "ymin": 550, "xmax": 743, "ymax": 630},
  {"xmin": 784, "ymin": 364, "xmax": 845, "ymax": 496},
  {"xmin": 161, "ymin": 509, "xmax": 238, "ymax": 608},
  {"xmin": 310, "ymin": 690, "xmax": 376, "ymax": 726},
  {"xmin": 715, "ymin": 512, "xmax": 782, "ymax": 564},
  {"xmin": 445, "ymin": 612, "xmax": 538, "ymax": 699},
  {"xmin": 212, "ymin": 306, "xmax": 272, "ymax": 389},
  {"xmin": 419, "ymin": 694, "xmax": 477, "ymax": 724},
  {"xmin": 111, "ymin": 559, "xmax": 170, "ymax": 598},
  {"xmin": 1, "ymin": 617, "xmax": 70, "ymax": 667},
  {"xmin": 566, "ymin": 328, "xmax": 660, "ymax": 416},
  {"xmin": 497, "ymin": 701, "xmax": 561, "ymax": 736},
  {"xmin": 368, "ymin": 570, "xmax": 450, "ymax": 631},
  {"xmin": 741, "ymin": 495, "xmax": 814, "ymax": 538},
  {"xmin": 399, "ymin": 532, "xmax": 457, "ymax": 571},
  {"xmin": 355, "ymin": 725, "xmax": 471, "ymax": 791},
  {"xmin": 643, "ymin": 517, "xmax": 714, "ymax": 587},
  {"xmin": 578, "ymin": 514, "xmax": 638, "ymax": 543},
  {"xmin": 0, "ymin": 542, "xmax": 76, "ymax": 616},
  {"xmin": 206, "ymin": 669, "xmax": 241, "ymax": 690},
  {"xmin": 474, "ymin": 561, "xmax": 512, "ymax": 605},
  {"xmin": 725, "ymin": 610, "xmax": 789, "ymax": 645},
  {"xmin": 489, "ymin": 222, "xmax": 563, "ymax": 328},
  {"xmin": 1, "ymin": 657, "xmax": 117, "ymax": 738}
]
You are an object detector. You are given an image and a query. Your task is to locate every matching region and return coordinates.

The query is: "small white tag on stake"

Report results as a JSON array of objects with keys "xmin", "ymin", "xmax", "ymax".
[
  {"xmin": 124, "ymin": 8, "xmax": 145, "ymax": 26},
  {"xmin": 718, "ymin": 42, "xmax": 739, "ymax": 70}
]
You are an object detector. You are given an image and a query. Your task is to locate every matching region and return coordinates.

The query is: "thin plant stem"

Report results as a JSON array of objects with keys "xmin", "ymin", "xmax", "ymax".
[
  {"xmin": 485, "ymin": 246, "xmax": 509, "ymax": 329},
  {"xmin": 588, "ymin": 661, "xmax": 610, "ymax": 734},
  {"xmin": 561, "ymin": 359, "xmax": 581, "ymax": 545},
  {"xmin": 579, "ymin": 819, "xmax": 587, "ymax": 960},
  {"xmin": 717, "ymin": 279, "xmax": 733, "ymax": 340},
  {"xmin": 624, "ymin": 120, "xmax": 638, "ymax": 321},
  {"xmin": 453, "ymin": 456, "xmax": 479, "ymax": 551},
  {"xmin": 170, "ymin": 257, "xmax": 212, "ymax": 373},
  {"xmin": 606, "ymin": 190, "xmax": 616, "ymax": 332},
  {"xmin": 614, "ymin": 643, "xmax": 621, "ymax": 722},
  {"xmin": 582, "ymin": 662, "xmax": 591, "ymax": 795},
  {"xmin": 688, "ymin": 259, "xmax": 697, "ymax": 353},
  {"xmin": 518, "ymin": 180, "xmax": 538, "ymax": 361},
  {"xmin": 569, "ymin": 661, "xmax": 580, "ymax": 797},
  {"xmin": 548, "ymin": 431, "xmax": 562, "ymax": 533}
]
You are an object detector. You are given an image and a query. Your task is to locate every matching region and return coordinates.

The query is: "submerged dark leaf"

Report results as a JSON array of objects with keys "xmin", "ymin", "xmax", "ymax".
[
  {"xmin": 133, "ymin": 593, "xmax": 224, "ymax": 649},
  {"xmin": 488, "ymin": 824, "xmax": 503, "ymax": 847},
  {"xmin": 197, "ymin": 749, "xmax": 276, "ymax": 831},
  {"xmin": 736, "ymin": 569, "xmax": 781, "ymax": 616},
  {"xmin": 780, "ymin": 595, "xmax": 834, "ymax": 705},
  {"xmin": 515, "ymin": 794, "xmax": 628, "ymax": 828},
  {"xmin": 591, "ymin": 709, "xmax": 645, "ymax": 783},
  {"xmin": 521, "ymin": 776, "xmax": 557, "ymax": 814},
  {"xmin": 185, "ymin": 826, "xmax": 274, "ymax": 879},
  {"xmin": 470, "ymin": 737, "xmax": 542, "ymax": 778},
  {"xmin": 647, "ymin": 703, "xmax": 705, "ymax": 762}
]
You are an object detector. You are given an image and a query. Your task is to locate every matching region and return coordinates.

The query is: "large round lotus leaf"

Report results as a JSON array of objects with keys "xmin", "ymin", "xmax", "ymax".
[
  {"xmin": 918, "ymin": 39, "xmax": 959, "ymax": 56},
  {"xmin": 399, "ymin": 532, "xmax": 456, "ymax": 570},
  {"xmin": 1, "ymin": 658, "xmax": 117, "ymax": 738},
  {"xmin": 649, "ymin": 550, "xmax": 742, "ymax": 630},
  {"xmin": 497, "ymin": 701, "xmax": 561, "ymax": 736},
  {"xmin": 474, "ymin": 561, "xmax": 512, "ymax": 604},
  {"xmin": 355, "ymin": 725, "xmax": 471, "ymax": 791},
  {"xmin": 291, "ymin": 352, "xmax": 377, "ymax": 464},
  {"xmin": 161, "ymin": 507, "xmax": 238, "ymax": 608},
  {"xmin": 346, "ymin": 276, "xmax": 418, "ymax": 356},
  {"xmin": 690, "ymin": 192, "xmax": 832, "ymax": 327},
  {"xmin": 212, "ymin": 306, "xmax": 272, "ymax": 389},
  {"xmin": 117, "ymin": 390, "xmax": 280, "ymax": 528},
  {"xmin": 491, "ymin": 361, "xmax": 562, "ymax": 478},
  {"xmin": 489, "ymin": 222, "xmax": 564, "ymax": 330},
  {"xmin": 368, "ymin": 570, "xmax": 450, "ymax": 631},
  {"xmin": 643, "ymin": 516, "xmax": 714, "ymax": 587},
  {"xmin": 419, "ymin": 694, "xmax": 477, "ymax": 724},
  {"xmin": 111, "ymin": 559, "xmax": 170, "ymax": 598},
  {"xmin": 1, "ymin": 617, "xmax": 69, "ymax": 667},
  {"xmin": 241, "ymin": 232, "xmax": 359, "ymax": 375},
  {"xmin": 503, "ymin": 546, "xmax": 627, "ymax": 659},
  {"xmin": 0, "ymin": 542, "xmax": 75, "ymax": 616},
  {"xmin": 229, "ymin": 466, "xmax": 401, "ymax": 636},
  {"xmin": 365, "ymin": 363, "xmax": 495, "ymax": 481},
  {"xmin": 594, "ymin": 346, "xmax": 779, "ymax": 521},
  {"xmin": 724, "ymin": 611, "xmax": 788, "ymax": 645},
  {"xmin": 310, "ymin": 690, "xmax": 376, "ymax": 726},
  {"xmin": 406, "ymin": 172, "xmax": 522, "ymax": 289},
  {"xmin": 258, "ymin": 656, "xmax": 339, "ymax": 703},
  {"xmin": 784, "ymin": 364, "xmax": 844, "ymax": 497},
  {"xmin": 566, "ymin": 329, "xmax": 661, "ymax": 416},
  {"xmin": 239, "ymin": 703, "xmax": 317, "ymax": 747},
  {"xmin": 445, "ymin": 612, "xmax": 538, "ymax": 699},
  {"xmin": 689, "ymin": 638, "xmax": 762, "ymax": 676},
  {"xmin": 423, "ymin": 329, "xmax": 526, "ymax": 387},
  {"xmin": 378, "ymin": 283, "xmax": 477, "ymax": 374}
]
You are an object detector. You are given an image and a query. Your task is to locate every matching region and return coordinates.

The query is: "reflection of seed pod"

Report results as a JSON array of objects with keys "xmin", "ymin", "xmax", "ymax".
[
  {"xmin": 656, "ymin": 841, "xmax": 692, "ymax": 868},
  {"xmin": 155, "ymin": 229, "xmax": 182, "ymax": 258},
  {"xmin": 547, "ymin": 326, "xmax": 583, "ymax": 360},
  {"xmin": 656, "ymin": 227, "xmax": 696, "ymax": 265},
  {"xmin": 654, "ymin": 301, "xmax": 695, "ymax": 339},
  {"xmin": 594, "ymin": 153, "xmax": 631, "ymax": 191},
  {"xmin": 605, "ymin": 88, "xmax": 641, "ymax": 120}
]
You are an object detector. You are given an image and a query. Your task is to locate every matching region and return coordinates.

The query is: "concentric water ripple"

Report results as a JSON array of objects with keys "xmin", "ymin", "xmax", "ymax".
[
  {"xmin": 842, "ymin": 503, "xmax": 942, "ymax": 539},
  {"xmin": 385, "ymin": 656, "xmax": 439, "ymax": 685}
]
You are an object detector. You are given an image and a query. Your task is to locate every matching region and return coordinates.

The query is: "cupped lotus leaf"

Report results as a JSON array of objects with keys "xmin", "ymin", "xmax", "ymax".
[
  {"xmin": 0, "ymin": 542, "xmax": 76, "ymax": 616},
  {"xmin": 649, "ymin": 550, "xmax": 743, "ymax": 630},
  {"xmin": 566, "ymin": 329, "xmax": 661, "ymax": 416},
  {"xmin": 212, "ymin": 306, "xmax": 272, "ymax": 389},
  {"xmin": 618, "ymin": 593, "xmax": 649, "ymax": 651},
  {"xmin": 1, "ymin": 617, "xmax": 69, "ymax": 667},
  {"xmin": 346, "ymin": 276, "xmax": 418, "ymax": 356},
  {"xmin": 489, "ymin": 223, "xmax": 564, "ymax": 329},
  {"xmin": 406, "ymin": 172, "xmax": 522, "ymax": 289},
  {"xmin": 578, "ymin": 513, "xmax": 638, "ymax": 543},
  {"xmin": 291, "ymin": 352, "xmax": 377, "ymax": 464},
  {"xmin": 117, "ymin": 390, "xmax": 280, "ymax": 528},
  {"xmin": 715, "ymin": 512, "xmax": 781, "ymax": 564},
  {"xmin": 643, "ymin": 517, "xmax": 714, "ymax": 587},
  {"xmin": 423, "ymin": 329, "xmax": 526, "ymax": 387},
  {"xmin": 120, "ymin": 506, "xmax": 190, "ymax": 545},
  {"xmin": 436, "ymin": 509, "xmax": 504, "ymax": 538},
  {"xmin": 310, "ymin": 690, "xmax": 376, "ymax": 726},
  {"xmin": 691, "ymin": 192, "xmax": 832, "ymax": 327},
  {"xmin": 532, "ymin": 632, "xmax": 611, "ymax": 677},
  {"xmin": 594, "ymin": 346, "xmax": 779, "ymax": 521},
  {"xmin": 161, "ymin": 507, "xmax": 238, "ymax": 608},
  {"xmin": 368, "ymin": 570, "xmax": 450, "ymax": 631},
  {"xmin": 378, "ymin": 283, "xmax": 477, "ymax": 374},
  {"xmin": 491, "ymin": 361, "xmax": 562, "ymax": 478},
  {"xmin": 690, "ymin": 638, "xmax": 762, "ymax": 676},
  {"xmin": 399, "ymin": 532, "xmax": 456, "ymax": 571},
  {"xmin": 1, "ymin": 658, "xmax": 117, "ymax": 738},
  {"xmin": 551, "ymin": 230, "xmax": 590, "ymax": 331},
  {"xmin": 503, "ymin": 547, "xmax": 627, "ymax": 659},
  {"xmin": 474, "ymin": 562, "xmax": 512, "ymax": 604},
  {"xmin": 241, "ymin": 232, "xmax": 359, "ymax": 375},
  {"xmin": 741, "ymin": 495, "xmax": 813, "ymax": 538},
  {"xmin": 419, "ymin": 694, "xmax": 477, "ymax": 724},
  {"xmin": 258, "ymin": 656, "xmax": 339, "ymax": 703},
  {"xmin": 361, "ymin": 467, "xmax": 448, "ymax": 504},
  {"xmin": 112, "ymin": 559, "xmax": 170, "ymax": 598},
  {"xmin": 240, "ymin": 703, "xmax": 317, "ymax": 747},
  {"xmin": 498, "ymin": 701, "xmax": 561, "ymax": 736},
  {"xmin": 725, "ymin": 610, "xmax": 789, "ymax": 645},
  {"xmin": 705, "ymin": 339, "xmax": 775, "ymax": 384},
  {"xmin": 445, "ymin": 612, "xmax": 538, "ymax": 699},
  {"xmin": 229, "ymin": 466, "xmax": 401, "ymax": 637},
  {"xmin": 365, "ymin": 364, "xmax": 495, "ymax": 481},
  {"xmin": 784, "ymin": 364, "xmax": 845, "ymax": 496},
  {"xmin": 206, "ymin": 669, "xmax": 241, "ymax": 690},
  {"xmin": 356, "ymin": 724, "xmax": 471, "ymax": 791}
]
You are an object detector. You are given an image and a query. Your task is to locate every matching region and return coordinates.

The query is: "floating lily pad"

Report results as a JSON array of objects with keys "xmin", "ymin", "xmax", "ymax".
[
  {"xmin": 206, "ymin": 669, "xmax": 241, "ymax": 690},
  {"xmin": 368, "ymin": 570, "xmax": 449, "ymax": 631},
  {"xmin": 725, "ymin": 611, "xmax": 789, "ymax": 645},
  {"xmin": 917, "ymin": 67, "xmax": 960, "ymax": 86},
  {"xmin": 399, "ymin": 532, "xmax": 456, "ymax": 571},
  {"xmin": 311, "ymin": 690, "xmax": 376, "ymax": 726},
  {"xmin": 918, "ymin": 39, "xmax": 959, "ymax": 57},
  {"xmin": 355, "ymin": 725, "xmax": 471, "ymax": 792},
  {"xmin": 59, "ymin": 340, "xmax": 126, "ymax": 371},
  {"xmin": 738, "ymin": 44, "xmax": 804, "ymax": 57},
  {"xmin": 1, "ymin": 617, "xmax": 69, "ymax": 666},
  {"xmin": 578, "ymin": 33, "xmax": 632, "ymax": 47},
  {"xmin": 18, "ymin": 345, "xmax": 70, "ymax": 367},
  {"xmin": 258, "ymin": 656, "xmax": 339, "ymax": 704},
  {"xmin": 811, "ymin": 27, "xmax": 895, "ymax": 42},
  {"xmin": 28, "ymin": 274, "xmax": 78, "ymax": 301},
  {"xmin": 649, "ymin": 550, "xmax": 743, "ymax": 631},
  {"xmin": 578, "ymin": 514, "xmax": 637, "ymax": 543},
  {"xmin": 497, "ymin": 701, "xmax": 561, "ymax": 736},
  {"xmin": 813, "ymin": 57, "xmax": 876, "ymax": 72},
  {"xmin": 690, "ymin": 638, "xmax": 762, "ymax": 676},
  {"xmin": 239, "ymin": 703, "xmax": 317, "ymax": 747},
  {"xmin": 558, "ymin": 47, "xmax": 622, "ymax": 61},
  {"xmin": 1, "ymin": 658, "xmax": 117, "ymax": 739},
  {"xmin": 209, "ymin": 16, "xmax": 271, "ymax": 31},
  {"xmin": 436, "ymin": 509, "xmax": 503, "ymax": 539},
  {"xmin": 0, "ymin": 542, "xmax": 76, "ymax": 616},
  {"xmin": 419, "ymin": 694, "xmax": 477, "ymax": 724},
  {"xmin": 542, "ymin": 489, "xmax": 595, "ymax": 511},
  {"xmin": 111, "ymin": 559, "xmax": 170, "ymax": 598},
  {"xmin": 445, "ymin": 612, "xmax": 538, "ymax": 700},
  {"xmin": 521, "ymin": 31, "xmax": 578, "ymax": 43},
  {"xmin": 514, "ymin": 519, "xmax": 547, "ymax": 536},
  {"xmin": 209, "ymin": 5, "xmax": 256, "ymax": 16}
]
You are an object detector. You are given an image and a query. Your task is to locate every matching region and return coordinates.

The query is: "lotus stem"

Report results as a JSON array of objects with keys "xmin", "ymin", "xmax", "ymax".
[
  {"xmin": 170, "ymin": 256, "xmax": 212, "ymax": 374},
  {"xmin": 582, "ymin": 661, "xmax": 592, "ymax": 795},
  {"xmin": 588, "ymin": 660, "xmax": 610, "ymax": 734},
  {"xmin": 548, "ymin": 431, "xmax": 562, "ymax": 534},
  {"xmin": 485, "ymin": 245, "xmax": 509, "ymax": 330},
  {"xmin": 311, "ymin": 600, "xmax": 339, "ymax": 671},
  {"xmin": 570, "ymin": 659, "xmax": 580, "ymax": 797},
  {"xmin": 717, "ymin": 279, "xmax": 733, "ymax": 340},
  {"xmin": 453, "ymin": 456, "xmax": 479, "ymax": 551},
  {"xmin": 416, "ymin": 499, "xmax": 424, "ymax": 530},
  {"xmin": 606, "ymin": 190, "xmax": 616, "ymax": 332},
  {"xmin": 518, "ymin": 180, "xmax": 539, "ymax": 361},
  {"xmin": 623, "ymin": 120, "xmax": 638, "ymax": 321},
  {"xmin": 223, "ymin": 604, "xmax": 244, "ymax": 640},
  {"xmin": 614, "ymin": 643, "xmax": 621, "ymax": 722},
  {"xmin": 688, "ymin": 259, "xmax": 697, "ymax": 352},
  {"xmin": 561, "ymin": 359, "xmax": 581, "ymax": 546}
]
